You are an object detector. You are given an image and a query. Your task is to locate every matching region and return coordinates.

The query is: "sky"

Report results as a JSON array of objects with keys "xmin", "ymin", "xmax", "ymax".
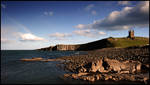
[{"xmin": 1, "ymin": 1, "xmax": 149, "ymax": 50}]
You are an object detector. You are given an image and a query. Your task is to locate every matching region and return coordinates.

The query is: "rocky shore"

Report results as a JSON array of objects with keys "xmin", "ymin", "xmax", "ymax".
[
  {"xmin": 57, "ymin": 45, "xmax": 149, "ymax": 84},
  {"xmin": 21, "ymin": 45, "xmax": 149, "ymax": 84}
]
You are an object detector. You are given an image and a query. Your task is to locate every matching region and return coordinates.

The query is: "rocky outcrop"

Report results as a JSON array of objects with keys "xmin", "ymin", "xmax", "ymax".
[
  {"xmin": 63, "ymin": 58, "xmax": 149, "ymax": 83},
  {"xmin": 64, "ymin": 73, "xmax": 149, "ymax": 83},
  {"xmin": 37, "ymin": 44, "xmax": 80, "ymax": 51},
  {"xmin": 78, "ymin": 57, "xmax": 142, "ymax": 74}
]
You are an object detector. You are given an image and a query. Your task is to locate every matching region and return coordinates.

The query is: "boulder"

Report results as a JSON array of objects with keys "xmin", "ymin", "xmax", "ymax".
[{"xmin": 89, "ymin": 57, "xmax": 142, "ymax": 74}]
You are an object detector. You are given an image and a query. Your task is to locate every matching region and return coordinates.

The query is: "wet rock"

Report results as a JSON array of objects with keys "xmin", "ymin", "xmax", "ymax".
[{"xmin": 21, "ymin": 57, "xmax": 43, "ymax": 61}]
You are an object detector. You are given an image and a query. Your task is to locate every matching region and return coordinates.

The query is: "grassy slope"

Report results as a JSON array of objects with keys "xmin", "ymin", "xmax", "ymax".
[
  {"xmin": 107, "ymin": 37, "xmax": 149, "ymax": 48},
  {"xmin": 38, "ymin": 37, "xmax": 149, "ymax": 51}
]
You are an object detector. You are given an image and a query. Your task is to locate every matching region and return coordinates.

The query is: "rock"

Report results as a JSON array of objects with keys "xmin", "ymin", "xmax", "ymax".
[
  {"xmin": 21, "ymin": 57, "xmax": 43, "ymax": 61},
  {"xmin": 78, "ymin": 67, "xmax": 87, "ymax": 73},
  {"xmin": 89, "ymin": 58, "xmax": 108, "ymax": 73},
  {"xmin": 88, "ymin": 57, "xmax": 142, "ymax": 74},
  {"xmin": 86, "ymin": 76, "xmax": 95, "ymax": 82},
  {"xmin": 64, "ymin": 74, "xmax": 71, "ymax": 78},
  {"xmin": 144, "ymin": 77, "xmax": 148, "ymax": 84},
  {"xmin": 70, "ymin": 73, "xmax": 89, "ymax": 79},
  {"xmin": 64, "ymin": 72, "xmax": 149, "ymax": 83},
  {"xmin": 77, "ymin": 73, "xmax": 89, "ymax": 76},
  {"xmin": 119, "ymin": 71, "xmax": 130, "ymax": 74},
  {"xmin": 95, "ymin": 74, "xmax": 102, "ymax": 80}
]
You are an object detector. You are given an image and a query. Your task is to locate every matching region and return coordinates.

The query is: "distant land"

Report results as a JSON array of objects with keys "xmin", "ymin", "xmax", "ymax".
[{"xmin": 37, "ymin": 30, "xmax": 149, "ymax": 51}]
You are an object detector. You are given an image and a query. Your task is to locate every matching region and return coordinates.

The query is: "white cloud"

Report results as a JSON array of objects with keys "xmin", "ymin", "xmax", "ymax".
[
  {"xmin": 85, "ymin": 4, "xmax": 95, "ymax": 11},
  {"xmin": 1, "ymin": 38, "xmax": 16, "ymax": 44},
  {"xmin": 49, "ymin": 12, "xmax": 53, "ymax": 16},
  {"xmin": 76, "ymin": 1, "xmax": 149, "ymax": 31},
  {"xmin": 44, "ymin": 12, "xmax": 48, "ymax": 15},
  {"xmin": 49, "ymin": 32, "xmax": 72, "ymax": 39},
  {"xmin": 85, "ymin": 4, "xmax": 97, "ymax": 16},
  {"xmin": 118, "ymin": 1, "xmax": 131, "ymax": 5},
  {"xmin": 18, "ymin": 33, "xmax": 47, "ymax": 42},
  {"xmin": 1, "ymin": 4, "xmax": 6, "ymax": 8},
  {"xmin": 1, "ymin": 38, "xmax": 9, "ymax": 43},
  {"xmin": 74, "ymin": 24, "xmax": 92, "ymax": 29},
  {"xmin": 44, "ymin": 11, "xmax": 54, "ymax": 16},
  {"xmin": 73, "ymin": 29, "xmax": 106, "ymax": 38},
  {"xmin": 74, "ymin": 24, "xmax": 86, "ymax": 29},
  {"xmin": 98, "ymin": 31, "xmax": 106, "ymax": 35},
  {"xmin": 91, "ymin": 10, "xmax": 97, "ymax": 15}
]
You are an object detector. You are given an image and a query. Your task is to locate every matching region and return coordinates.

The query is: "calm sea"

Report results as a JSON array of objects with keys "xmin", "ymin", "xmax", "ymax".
[
  {"xmin": 1, "ymin": 50, "xmax": 144, "ymax": 84},
  {"xmin": 1, "ymin": 50, "xmax": 89, "ymax": 84}
]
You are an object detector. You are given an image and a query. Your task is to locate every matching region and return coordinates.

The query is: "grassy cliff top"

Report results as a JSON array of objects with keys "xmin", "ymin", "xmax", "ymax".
[{"xmin": 106, "ymin": 37, "xmax": 149, "ymax": 48}]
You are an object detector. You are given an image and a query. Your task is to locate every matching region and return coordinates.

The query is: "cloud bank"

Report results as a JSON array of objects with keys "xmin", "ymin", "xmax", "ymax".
[
  {"xmin": 118, "ymin": 1, "xmax": 131, "ymax": 5},
  {"xmin": 85, "ymin": 4, "xmax": 95, "ymax": 11},
  {"xmin": 18, "ymin": 33, "xmax": 47, "ymax": 42},
  {"xmin": 44, "ymin": 11, "xmax": 54, "ymax": 16},
  {"xmin": 76, "ymin": 1, "xmax": 149, "ymax": 31},
  {"xmin": 73, "ymin": 29, "xmax": 106, "ymax": 38},
  {"xmin": 49, "ymin": 32, "xmax": 72, "ymax": 40}
]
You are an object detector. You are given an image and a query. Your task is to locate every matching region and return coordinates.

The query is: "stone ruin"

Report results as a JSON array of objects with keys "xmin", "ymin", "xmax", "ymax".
[{"xmin": 128, "ymin": 30, "xmax": 134, "ymax": 39}]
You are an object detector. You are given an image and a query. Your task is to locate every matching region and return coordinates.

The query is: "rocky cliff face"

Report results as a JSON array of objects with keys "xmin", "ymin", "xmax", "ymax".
[
  {"xmin": 37, "ymin": 38, "xmax": 113, "ymax": 51},
  {"xmin": 56, "ymin": 44, "xmax": 80, "ymax": 51}
]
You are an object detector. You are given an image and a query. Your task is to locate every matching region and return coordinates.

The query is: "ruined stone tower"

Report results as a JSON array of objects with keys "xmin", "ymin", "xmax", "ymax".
[{"xmin": 128, "ymin": 30, "xmax": 134, "ymax": 38}]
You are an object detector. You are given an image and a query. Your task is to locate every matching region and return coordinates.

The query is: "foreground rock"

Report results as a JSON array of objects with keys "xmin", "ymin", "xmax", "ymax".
[
  {"xmin": 88, "ymin": 57, "xmax": 141, "ymax": 74},
  {"xmin": 64, "ymin": 73, "xmax": 149, "ymax": 84},
  {"xmin": 56, "ymin": 46, "xmax": 149, "ymax": 84},
  {"xmin": 63, "ymin": 57, "xmax": 149, "ymax": 84}
]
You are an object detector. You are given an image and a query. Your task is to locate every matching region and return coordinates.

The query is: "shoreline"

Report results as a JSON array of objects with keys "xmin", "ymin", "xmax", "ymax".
[{"xmin": 20, "ymin": 45, "xmax": 149, "ymax": 84}]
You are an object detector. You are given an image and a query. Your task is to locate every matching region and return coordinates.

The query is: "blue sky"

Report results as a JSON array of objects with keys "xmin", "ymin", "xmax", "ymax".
[{"xmin": 1, "ymin": 1, "xmax": 149, "ymax": 50}]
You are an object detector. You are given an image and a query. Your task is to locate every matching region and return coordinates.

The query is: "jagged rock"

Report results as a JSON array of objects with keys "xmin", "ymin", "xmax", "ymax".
[
  {"xmin": 89, "ymin": 58, "xmax": 108, "ymax": 73},
  {"xmin": 89, "ymin": 57, "xmax": 142, "ymax": 74},
  {"xmin": 95, "ymin": 74, "xmax": 102, "ymax": 80},
  {"xmin": 86, "ymin": 76, "xmax": 95, "ymax": 82},
  {"xmin": 65, "ymin": 72, "xmax": 148, "ymax": 83},
  {"xmin": 78, "ymin": 67, "xmax": 87, "ymax": 73}
]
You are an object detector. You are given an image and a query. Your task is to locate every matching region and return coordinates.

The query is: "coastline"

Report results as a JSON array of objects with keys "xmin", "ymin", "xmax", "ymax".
[
  {"xmin": 56, "ymin": 45, "xmax": 149, "ymax": 84},
  {"xmin": 20, "ymin": 45, "xmax": 149, "ymax": 84}
]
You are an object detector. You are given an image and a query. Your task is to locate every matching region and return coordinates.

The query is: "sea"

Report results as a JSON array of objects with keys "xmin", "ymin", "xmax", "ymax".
[
  {"xmin": 1, "ymin": 50, "xmax": 89, "ymax": 84},
  {"xmin": 1, "ymin": 50, "xmax": 145, "ymax": 84}
]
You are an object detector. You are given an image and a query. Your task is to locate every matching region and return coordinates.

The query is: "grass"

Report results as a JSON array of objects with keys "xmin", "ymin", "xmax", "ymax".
[{"xmin": 107, "ymin": 37, "xmax": 149, "ymax": 48}]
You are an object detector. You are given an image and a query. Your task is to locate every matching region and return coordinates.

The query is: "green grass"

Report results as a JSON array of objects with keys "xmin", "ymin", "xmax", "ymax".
[{"xmin": 107, "ymin": 37, "xmax": 149, "ymax": 48}]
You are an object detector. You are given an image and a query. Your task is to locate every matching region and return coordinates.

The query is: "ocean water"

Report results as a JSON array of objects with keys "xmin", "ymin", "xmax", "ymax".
[
  {"xmin": 1, "ymin": 50, "xmax": 145, "ymax": 84},
  {"xmin": 1, "ymin": 50, "xmax": 88, "ymax": 84}
]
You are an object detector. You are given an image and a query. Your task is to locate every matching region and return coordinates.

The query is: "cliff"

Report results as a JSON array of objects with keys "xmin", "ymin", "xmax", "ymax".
[{"xmin": 37, "ymin": 37, "xmax": 149, "ymax": 51}]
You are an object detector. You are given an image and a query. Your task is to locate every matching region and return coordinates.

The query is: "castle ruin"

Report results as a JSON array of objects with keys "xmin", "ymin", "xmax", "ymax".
[{"xmin": 128, "ymin": 30, "xmax": 134, "ymax": 38}]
